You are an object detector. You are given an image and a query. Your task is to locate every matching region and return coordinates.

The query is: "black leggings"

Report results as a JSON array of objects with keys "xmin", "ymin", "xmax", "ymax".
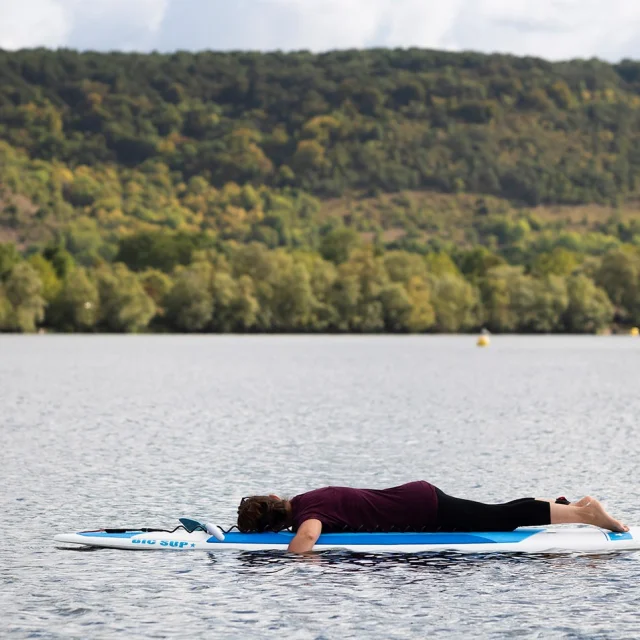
[{"xmin": 435, "ymin": 488, "xmax": 551, "ymax": 532}]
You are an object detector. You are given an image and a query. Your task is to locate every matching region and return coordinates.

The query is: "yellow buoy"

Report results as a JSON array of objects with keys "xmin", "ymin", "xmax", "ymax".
[
  {"xmin": 631, "ymin": 327, "xmax": 639, "ymax": 336},
  {"xmin": 477, "ymin": 335, "xmax": 490, "ymax": 347}
]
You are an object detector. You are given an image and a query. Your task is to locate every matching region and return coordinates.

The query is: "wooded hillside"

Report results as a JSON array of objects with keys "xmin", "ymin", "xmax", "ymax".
[{"xmin": 1, "ymin": 48, "xmax": 640, "ymax": 333}]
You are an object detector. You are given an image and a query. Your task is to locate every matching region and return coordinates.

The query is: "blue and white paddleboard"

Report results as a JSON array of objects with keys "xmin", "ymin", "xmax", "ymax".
[{"xmin": 54, "ymin": 524, "xmax": 640, "ymax": 554}]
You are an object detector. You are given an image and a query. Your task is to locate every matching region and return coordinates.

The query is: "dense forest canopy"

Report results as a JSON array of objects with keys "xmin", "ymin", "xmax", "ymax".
[
  {"xmin": 1, "ymin": 47, "xmax": 640, "ymax": 333},
  {"xmin": 4, "ymin": 48, "xmax": 640, "ymax": 203}
]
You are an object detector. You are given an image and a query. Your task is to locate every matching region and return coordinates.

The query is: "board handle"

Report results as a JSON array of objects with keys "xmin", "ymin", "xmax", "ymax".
[{"xmin": 205, "ymin": 523, "xmax": 225, "ymax": 541}]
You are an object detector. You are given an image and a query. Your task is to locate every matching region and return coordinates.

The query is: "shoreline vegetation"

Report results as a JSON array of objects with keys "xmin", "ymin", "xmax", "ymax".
[{"xmin": 2, "ymin": 48, "xmax": 640, "ymax": 334}]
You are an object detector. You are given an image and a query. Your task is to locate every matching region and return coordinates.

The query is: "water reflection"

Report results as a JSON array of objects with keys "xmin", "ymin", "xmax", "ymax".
[{"xmin": 226, "ymin": 548, "xmax": 631, "ymax": 576}]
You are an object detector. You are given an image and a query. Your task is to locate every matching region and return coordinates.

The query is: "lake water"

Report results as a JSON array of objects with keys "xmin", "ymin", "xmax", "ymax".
[{"xmin": 2, "ymin": 335, "xmax": 640, "ymax": 639}]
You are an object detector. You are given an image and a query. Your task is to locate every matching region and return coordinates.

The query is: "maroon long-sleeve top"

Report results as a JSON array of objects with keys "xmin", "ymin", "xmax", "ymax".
[{"xmin": 290, "ymin": 481, "xmax": 438, "ymax": 532}]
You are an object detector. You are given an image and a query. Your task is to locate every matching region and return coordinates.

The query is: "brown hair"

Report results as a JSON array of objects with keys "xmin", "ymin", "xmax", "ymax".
[{"xmin": 237, "ymin": 496, "xmax": 290, "ymax": 532}]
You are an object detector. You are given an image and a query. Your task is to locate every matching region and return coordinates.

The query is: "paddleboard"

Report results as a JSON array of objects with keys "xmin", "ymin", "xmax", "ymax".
[{"xmin": 54, "ymin": 524, "xmax": 640, "ymax": 554}]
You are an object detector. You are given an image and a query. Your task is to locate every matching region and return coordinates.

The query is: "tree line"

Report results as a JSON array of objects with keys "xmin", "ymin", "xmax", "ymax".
[{"xmin": 2, "ymin": 239, "xmax": 638, "ymax": 334}]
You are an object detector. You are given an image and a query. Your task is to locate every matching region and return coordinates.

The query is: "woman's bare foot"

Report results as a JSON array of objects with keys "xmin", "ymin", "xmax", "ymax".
[{"xmin": 578, "ymin": 496, "xmax": 629, "ymax": 533}]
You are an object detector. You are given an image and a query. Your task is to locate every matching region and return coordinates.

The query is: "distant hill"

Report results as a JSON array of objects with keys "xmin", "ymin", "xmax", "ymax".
[
  {"xmin": 3, "ymin": 48, "xmax": 640, "ymax": 201},
  {"xmin": 3, "ymin": 48, "xmax": 640, "ymax": 251},
  {"xmin": 1, "ymin": 48, "xmax": 639, "ymax": 334}
]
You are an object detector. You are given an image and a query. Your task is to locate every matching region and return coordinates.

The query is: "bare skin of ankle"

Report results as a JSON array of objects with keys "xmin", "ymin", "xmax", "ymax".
[{"xmin": 546, "ymin": 496, "xmax": 629, "ymax": 533}]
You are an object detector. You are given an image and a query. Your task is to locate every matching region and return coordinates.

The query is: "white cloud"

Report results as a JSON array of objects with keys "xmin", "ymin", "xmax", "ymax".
[
  {"xmin": 66, "ymin": 0, "xmax": 168, "ymax": 51},
  {"xmin": 448, "ymin": 0, "xmax": 640, "ymax": 61},
  {"xmin": 1, "ymin": 0, "xmax": 640, "ymax": 61},
  {"xmin": 0, "ymin": 0, "xmax": 168, "ymax": 51},
  {"xmin": 0, "ymin": 0, "xmax": 70, "ymax": 49},
  {"xmin": 152, "ymin": 0, "xmax": 463, "ymax": 53}
]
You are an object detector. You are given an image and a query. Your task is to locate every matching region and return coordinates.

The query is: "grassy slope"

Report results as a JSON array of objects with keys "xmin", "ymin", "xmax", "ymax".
[{"xmin": 319, "ymin": 190, "xmax": 640, "ymax": 247}]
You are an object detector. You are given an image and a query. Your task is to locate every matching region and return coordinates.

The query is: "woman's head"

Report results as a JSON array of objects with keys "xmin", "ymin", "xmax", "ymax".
[{"xmin": 237, "ymin": 495, "xmax": 291, "ymax": 532}]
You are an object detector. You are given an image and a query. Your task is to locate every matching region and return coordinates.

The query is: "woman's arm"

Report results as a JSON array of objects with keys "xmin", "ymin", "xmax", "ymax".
[{"xmin": 287, "ymin": 519, "xmax": 322, "ymax": 553}]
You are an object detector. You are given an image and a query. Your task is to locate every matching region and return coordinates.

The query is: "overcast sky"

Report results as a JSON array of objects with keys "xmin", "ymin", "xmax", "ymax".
[{"xmin": 1, "ymin": 0, "xmax": 639, "ymax": 62}]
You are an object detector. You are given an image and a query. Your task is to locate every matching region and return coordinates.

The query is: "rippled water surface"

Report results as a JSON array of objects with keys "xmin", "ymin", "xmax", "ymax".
[{"xmin": 2, "ymin": 335, "xmax": 640, "ymax": 639}]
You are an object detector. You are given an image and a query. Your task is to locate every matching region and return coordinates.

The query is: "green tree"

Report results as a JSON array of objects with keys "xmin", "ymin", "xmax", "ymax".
[
  {"xmin": 3, "ymin": 262, "xmax": 45, "ymax": 332},
  {"xmin": 96, "ymin": 263, "xmax": 156, "ymax": 332},
  {"xmin": 211, "ymin": 271, "xmax": 241, "ymax": 332},
  {"xmin": 292, "ymin": 139, "xmax": 326, "ymax": 173},
  {"xmin": 564, "ymin": 275, "xmax": 614, "ymax": 333},
  {"xmin": 0, "ymin": 243, "xmax": 21, "ymax": 280},
  {"xmin": 406, "ymin": 276, "xmax": 436, "ymax": 332},
  {"xmin": 43, "ymin": 245, "xmax": 76, "ymax": 279},
  {"xmin": 329, "ymin": 274, "xmax": 360, "ymax": 332},
  {"xmin": 210, "ymin": 270, "xmax": 261, "ymax": 332},
  {"xmin": 49, "ymin": 268, "xmax": 99, "ymax": 331},
  {"xmin": 383, "ymin": 251, "xmax": 428, "ymax": 284},
  {"xmin": 293, "ymin": 253, "xmax": 338, "ymax": 330},
  {"xmin": 28, "ymin": 254, "xmax": 61, "ymax": 303},
  {"xmin": 481, "ymin": 265, "xmax": 520, "ymax": 332},
  {"xmin": 595, "ymin": 248, "xmax": 640, "ymax": 322},
  {"xmin": 379, "ymin": 283, "xmax": 413, "ymax": 332},
  {"xmin": 231, "ymin": 275, "xmax": 260, "ymax": 331},
  {"xmin": 0, "ymin": 285, "xmax": 12, "ymax": 329},
  {"xmin": 531, "ymin": 248, "xmax": 580, "ymax": 277},
  {"xmin": 457, "ymin": 247, "xmax": 505, "ymax": 283},
  {"xmin": 270, "ymin": 261, "xmax": 315, "ymax": 331},
  {"xmin": 140, "ymin": 268, "xmax": 174, "ymax": 308},
  {"xmin": 335, "ymin": 248, "xmax": 389, "ymax": 332},
  {"xmin": 425, "ymin": 252, "xmax": 462, "ymax": 277},
  {"xmin": 164, "ymin": 263, "xmax": 213, "ymax": 332},
  {"xmin": 429, "ymin": 273, "xmax": 480, "ymax": 333},
  {"xmin": 115, "ymin": 232, "xmax": 206, "ymax": 273},
  {"xmin": 526, "ymin": 276, "xmax": 568, "ymax": 333},
  {"xmin": 481, "ymin": 265, "xmax": 566, "ymax": 333},
  {"xmin": 320, "ymin": 227, "xmax": 362, "ymax": 264}
]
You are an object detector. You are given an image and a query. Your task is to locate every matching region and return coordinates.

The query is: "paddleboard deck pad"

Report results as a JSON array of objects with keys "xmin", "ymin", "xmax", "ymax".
[{"xmin": 54, "ymin": 524, "xmax": 640, "ymax": 554}]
